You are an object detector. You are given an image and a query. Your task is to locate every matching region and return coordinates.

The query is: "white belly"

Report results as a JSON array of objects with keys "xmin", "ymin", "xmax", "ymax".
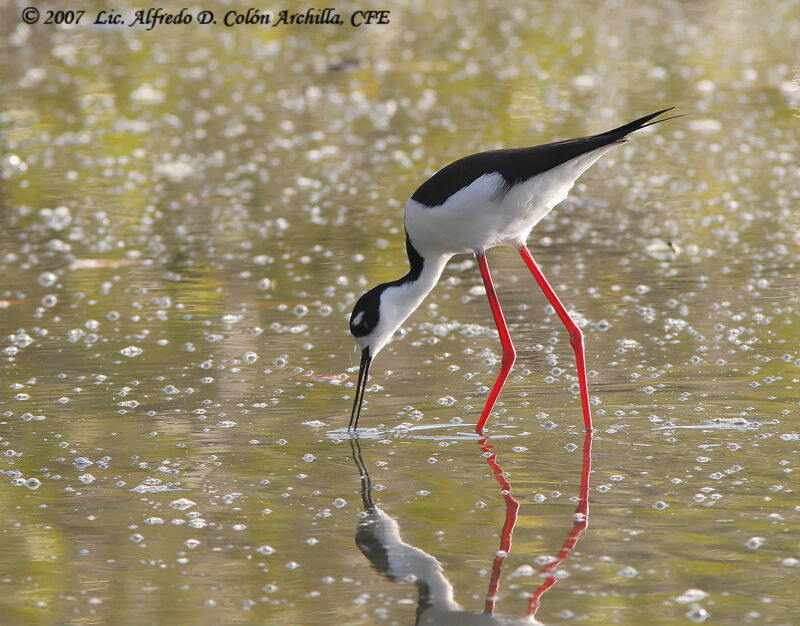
[{"xmin": 404, "ymin": 144, "xmax": 618, "ymax": 256}]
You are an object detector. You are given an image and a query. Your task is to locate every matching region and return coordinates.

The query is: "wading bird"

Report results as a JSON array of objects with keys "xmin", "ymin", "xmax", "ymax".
[{"xmin": 349, "ymin": 109, "xmax": 680, "ymax": 432}]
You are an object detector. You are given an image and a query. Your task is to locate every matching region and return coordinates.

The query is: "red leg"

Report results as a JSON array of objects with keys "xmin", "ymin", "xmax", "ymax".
[
  {"xmin": 518, "ymin": 245, "xmax": 593, "ymax": 431},
  {"xmin": 475, "ymin": 252, "xmax": 516, "ymax": 433}
]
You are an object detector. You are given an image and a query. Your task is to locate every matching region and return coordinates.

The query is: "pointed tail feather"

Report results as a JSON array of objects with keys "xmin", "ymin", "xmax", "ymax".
[{"xmin": 600, "ymin": 108, "xmax": 685, "ymax": 139}]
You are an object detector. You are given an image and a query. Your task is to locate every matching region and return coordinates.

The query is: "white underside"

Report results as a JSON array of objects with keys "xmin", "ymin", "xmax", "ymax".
[{"xmin": 404, "ymin": 144, "xmax": 619, "ymax": 257}]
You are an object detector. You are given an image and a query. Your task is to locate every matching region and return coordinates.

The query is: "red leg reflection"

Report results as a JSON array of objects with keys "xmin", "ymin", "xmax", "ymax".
[
  {"xmin": 475, "ymin": 252, "xmax": 517, "ymax": 433},
  {"xmin": 527, "ymin": 431, "xmax": 593, "ymax": 618},
  {"xmin": 480, "ymin": 439, "xmax": 520, "ymax": 615},
  {"xmin": 518, "ymin": 245, "xmax": 594, "ymax": 431}
]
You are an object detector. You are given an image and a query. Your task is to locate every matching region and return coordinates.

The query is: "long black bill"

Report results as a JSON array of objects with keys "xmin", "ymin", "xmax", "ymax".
[{"xmin": 348, "ymin": 349, "xmax": 372, "ymax": 431}]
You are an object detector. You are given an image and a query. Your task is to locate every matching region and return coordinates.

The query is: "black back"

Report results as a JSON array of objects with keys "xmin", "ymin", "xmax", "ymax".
[{"xmin": 410, "ymin": 109, "xmax": 673, "ymax": 208}]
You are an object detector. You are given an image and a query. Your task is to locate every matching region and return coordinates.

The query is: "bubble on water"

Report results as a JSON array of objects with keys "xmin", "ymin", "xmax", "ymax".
[
  {"xmin": 184, "ymin": 538, "xmax": 200, "ymax": 549},
  {"xmin": 617, "ymin": 566, "xmax": 639, "ymax": 577},
  {"xmin": 12, "ymin": 332, "xmax": 34, "ymax": 348},
  {"xmin": 687, "ymin": 118, "xmax": 722, "ymax": 134},
  {"xmin": 155, "ymin": 160, "xmax": 193, "ymax": 181},
  {"xmin": 40, "ymin": 206, "xmax": 72, "ymax": 231},
  {"xmin": 686, "ymin": 607, "xmax": 710, "ymax": 623},
  {"xmin": 332, "ymin": 498, "xmax": 347, "ymax": 508},
  {"xmin": 78, "ymin": 474, "xmax": 95, "ymax": 484},
  {"xmin": 243, "ymin": 351, "xmax": 258, "ymax": 364},
  {"xmin": 41, "ymin": 294, "xmax": 57, "ymax": 307},
  {"xmin": 163, "ymin": 385, "xmax": 180, "ymax": 394},
  {"xmin": 745, "ymin": 536, "xmax": 764, "ymax": 550},
  {"xmin": 674, "ymin": 589, "xmax": 708, "ymax": 604},
  {"xmin": 437, "ymin": 395, "xmax": 456, "ymax": 406},
  {"xmin": 511, "ymin": 564, "xmax": 534, "ymax": 577},
  {"xmin": 285, "ymin": 561, "xmax": 300, "ymax": 569},
  {"xmin": 781, "ymin": 557, "xmax": 799, "ymax": 567},
  {"xmin": 217, "ymin": 420, "xmax": 237, "ymax": 428},
  {"xmin": 120, "ymin": 345, "xmax": 143, "ymax": 357},
  {"xmin": 73, "ymin": 457, "xmax": 93, "ymax": 470},
  {"xmin": 130, "ymin": 533, "xmax": 144, "ymax": 543},
  {"xmin": 26, "ymin": 478, "xmax": 41, "ymax": 490},
  {"xmin": 653, "ymin": 500, "xmax": 669, "ymax": 510},
  {"xmin": 170, "ymin": 498, "xmax": 196, "ymax": 511},
  {"xmin": 302, "ymin": 454, "xmax": 315, "ymax": 462},
  {"xmin": 541, "ymin": 421, "xmax": 557, "ymax": 430},
  {"xmin": 131, "ymin": 481, "xmax": 172, "ymax": 494},
  {"xmin": 256, "ymin": 545, "xmax": 275, "ymax": 555},
  {"xmin": 144, "ymin": 517, "xmax": 164, "ymax": 525}
]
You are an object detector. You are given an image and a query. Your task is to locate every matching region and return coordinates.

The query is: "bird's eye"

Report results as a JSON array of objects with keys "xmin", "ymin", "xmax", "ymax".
[{"xmin": 350, "ymin": 286, "xmax": 383, "ymax": 337}]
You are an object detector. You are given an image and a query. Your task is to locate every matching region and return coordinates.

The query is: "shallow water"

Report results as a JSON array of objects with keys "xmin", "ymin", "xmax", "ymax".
[{"xmin": 0, "ymin": 0, "xmax": 798, "ymax": 623}]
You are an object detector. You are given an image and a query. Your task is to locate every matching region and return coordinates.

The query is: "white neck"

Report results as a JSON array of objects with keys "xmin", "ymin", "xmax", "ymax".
[{"xmin": 373, "ymin": 252, "xmax": 450, "ymax": 355}]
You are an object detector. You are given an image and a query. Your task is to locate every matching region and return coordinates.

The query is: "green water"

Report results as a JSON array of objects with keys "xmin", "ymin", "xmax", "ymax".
[{"xmin": 0, "ymin": 0, "xmax": 798, "ymax": 623}]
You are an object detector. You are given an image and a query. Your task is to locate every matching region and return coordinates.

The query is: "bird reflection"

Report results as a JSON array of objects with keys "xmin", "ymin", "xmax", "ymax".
[{"xmin": 351, "ymin": 431, "xmax": 593, "ymax": 624}]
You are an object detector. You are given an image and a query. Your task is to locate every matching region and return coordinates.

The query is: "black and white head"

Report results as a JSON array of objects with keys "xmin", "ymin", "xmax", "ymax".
[{"xmin": 348, "ymin": 284, "xmax": 393, "ymax": 431}]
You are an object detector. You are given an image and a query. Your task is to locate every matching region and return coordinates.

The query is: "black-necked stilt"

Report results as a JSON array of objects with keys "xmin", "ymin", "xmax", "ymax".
[{"xmin": 349, "ymin": 109, "xmax": 681, "ymax": 432}]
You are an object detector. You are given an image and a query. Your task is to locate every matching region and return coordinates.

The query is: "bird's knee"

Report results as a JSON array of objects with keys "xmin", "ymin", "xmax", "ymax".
[{"xmin": 568, "ymin": 327, "xmax": 584, "ymax": 351}]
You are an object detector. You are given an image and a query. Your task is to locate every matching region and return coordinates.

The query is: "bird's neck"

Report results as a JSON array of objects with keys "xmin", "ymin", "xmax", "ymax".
[
  {"xmin": 371, "ymin": 235, "xmax": 450, "ymax": 357},
  {"xmin": 381, "ymin": 249, "xmax": 449, "ymax": 336}
]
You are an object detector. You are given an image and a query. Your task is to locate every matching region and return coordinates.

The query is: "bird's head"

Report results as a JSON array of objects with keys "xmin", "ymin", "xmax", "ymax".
[
  {"xmin": 349, "ymin": 284, "xmax": 394, "ymax": 356},
  {"xmin": 348, "ymin": 282, "xmax": 405, "ymax": 430}
]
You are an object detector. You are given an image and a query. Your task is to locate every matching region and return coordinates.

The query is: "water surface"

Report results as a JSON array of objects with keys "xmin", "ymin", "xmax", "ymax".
[{"xmin": 0, "ymin": 0, "xmax": 798, "ymax": 623}]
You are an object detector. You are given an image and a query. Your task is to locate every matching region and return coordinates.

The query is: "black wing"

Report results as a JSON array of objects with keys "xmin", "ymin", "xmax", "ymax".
[{"xmin": 410, "ymin": 108, "xmax": 676, "ymax": 208}]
